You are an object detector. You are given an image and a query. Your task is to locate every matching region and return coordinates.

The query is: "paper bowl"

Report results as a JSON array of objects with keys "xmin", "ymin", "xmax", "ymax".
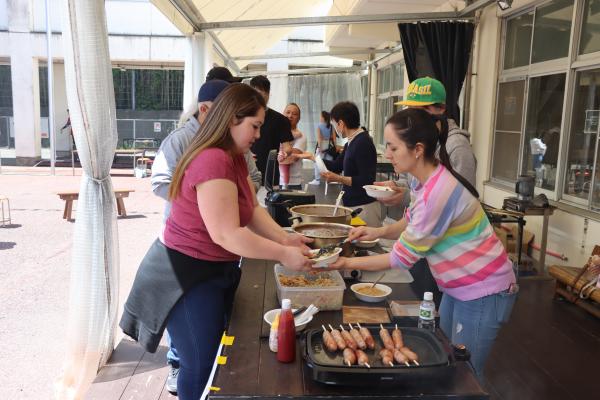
[
  {"xmin": 354, "ymin": 239, "xmax": 379, "ymax": 249},
  {"xmin": 363, "ymin": 185, "xmax": 395, "ymax": 199},
  {"xmin": 350, "ymin": 283, "xmax": 392, "ymax": 303},
  {"xmin": 263, "ymin": 309, "xmax": 313, "ymax": 331},
  {"xmin": 309, "ymin": 247, "xmax": 342, "ymax": 268}
]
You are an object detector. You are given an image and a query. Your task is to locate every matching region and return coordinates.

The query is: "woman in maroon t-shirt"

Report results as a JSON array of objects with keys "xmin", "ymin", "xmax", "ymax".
[{"xmin": 122, "ymin": 84, "xmax": 312, "ymax": 400}]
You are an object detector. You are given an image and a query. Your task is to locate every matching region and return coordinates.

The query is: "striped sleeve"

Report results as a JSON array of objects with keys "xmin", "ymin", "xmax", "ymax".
[{"xmin": 390, "ymin": 182, "xmax": 463, "ymax": 270}]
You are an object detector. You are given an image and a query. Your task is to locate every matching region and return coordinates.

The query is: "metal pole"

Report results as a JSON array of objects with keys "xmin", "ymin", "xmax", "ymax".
[{"xmin": 45, "ymin": 0, "xmax": 55, "ymax": 175}]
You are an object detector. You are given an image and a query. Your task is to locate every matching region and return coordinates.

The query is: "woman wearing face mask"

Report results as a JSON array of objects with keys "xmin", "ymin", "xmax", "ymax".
[
  {"xmin": 120, "ymin": 84, "xmax": 313, "ymax": 400},
  {"xmin": 332, "ymin": 108, "xmax": 517, "ymax": 379},
  {"xmin": 278, "ymin": 103, "xmax": 313, "ymax": 189},
  {"xmin": 316, "ymin": 101, "xmax": 381, "ymax": 227}
]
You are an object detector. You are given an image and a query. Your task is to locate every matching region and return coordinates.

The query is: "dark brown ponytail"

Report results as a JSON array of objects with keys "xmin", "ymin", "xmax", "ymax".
[{"xmin": 433, "ymin": 114, "xmax": 479, "ymax": 198}]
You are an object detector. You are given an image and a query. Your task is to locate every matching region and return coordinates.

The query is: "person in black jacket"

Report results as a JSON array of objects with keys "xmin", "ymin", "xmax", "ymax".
[{"xmin": 319, "ymin": 101, "xmax": 381, "ymax": 227}]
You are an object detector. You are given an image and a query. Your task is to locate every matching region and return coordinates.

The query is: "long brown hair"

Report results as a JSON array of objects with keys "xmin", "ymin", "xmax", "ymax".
[{"xmin": 168, "ymin": 83, "xmax": 266, "ymax": 200}]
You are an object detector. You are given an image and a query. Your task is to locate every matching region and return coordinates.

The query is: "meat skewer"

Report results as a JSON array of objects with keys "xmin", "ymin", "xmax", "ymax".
[
  {"xmin": 400, "ymin": 346, "xmax": 420, "ymax": 366},
  {"xmin": 328, "ymin": 324, "xmax": 347, "ymax": 350},
  {"xmin": 356, "ymin": 323, "xmax": 375, "ymax": 350},
  {"xmin": 343, "ymin": 348, "xmax": 357, "ymax": 366},
  {"xmin": 339, "ymin": 324, "xmax": 358, "ymax": 350},
  {"xmin": 348, "ymin": 324, "xmax": 367, "ymax": 350},
  {"xmin": 379, "ymin": 324, "xmax": 394, "ymax": 351},
  {"xmin": 321, "ymin": 325, "xmax": 338, "ymax": 352},
  {"xmin": 355, "ymin": 349, "xmax": 371, "ymax": 368},
  {"xmin": 393, "ymin": 348, "xmax": 411, "ymax": 367},
  {"xmin": 379, "ymin": 348, "xmax": 394, "ymax": 367},
  {"xmin": 392, "ymin": 324, "xmax": 404, "ymax": 350}
]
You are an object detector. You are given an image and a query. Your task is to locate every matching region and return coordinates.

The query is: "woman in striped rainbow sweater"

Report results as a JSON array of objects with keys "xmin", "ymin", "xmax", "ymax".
[{"xmin": 332, "ymin": 107, "xmax": 517, "ymax": 378}]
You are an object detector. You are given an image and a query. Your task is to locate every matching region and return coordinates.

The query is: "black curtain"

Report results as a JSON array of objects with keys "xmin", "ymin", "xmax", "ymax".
[{"xmin": 399, "ymin": 22, "xmax": 475, "ymax": 123}]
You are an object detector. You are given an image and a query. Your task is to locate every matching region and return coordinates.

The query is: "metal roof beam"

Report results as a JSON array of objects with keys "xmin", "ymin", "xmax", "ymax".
[
  {"xmin": 458, "ymin": 0, "xmax": 497, "ymax": 16},
  {"xmin": 196, "ymin": 12, "xmax": 467, "ymax": 31},
  {"xmin": 232, "ymin": 48, "xmax": 391, "ymax": 61},
  {"xmin": 238, "ymin": 66, "xmax": 365, "ymax": 77}
]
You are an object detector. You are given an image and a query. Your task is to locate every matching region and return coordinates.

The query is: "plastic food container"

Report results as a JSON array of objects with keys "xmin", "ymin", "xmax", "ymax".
[{"xmin": 274, "ymin": 264, "xmax": 345, "ymax": 311}]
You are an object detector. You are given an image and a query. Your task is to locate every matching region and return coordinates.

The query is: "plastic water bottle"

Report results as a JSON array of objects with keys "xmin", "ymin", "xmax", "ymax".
[{"xmin": 418, "ymin": 292, "xmax": 436, "ymax": 332}]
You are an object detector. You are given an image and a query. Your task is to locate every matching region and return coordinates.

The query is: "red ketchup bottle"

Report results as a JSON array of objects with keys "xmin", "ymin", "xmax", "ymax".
[{"xmin": 276, "ymin": 299, "xmax": 296, "ymax": 363}]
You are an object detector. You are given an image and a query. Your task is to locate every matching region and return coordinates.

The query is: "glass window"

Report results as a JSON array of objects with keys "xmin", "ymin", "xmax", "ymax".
[
  {"xmin": 375, "ymin": 96, "xmax": 400, "ymax": 146},
  {"xmin": 377, "ymin": 69, "xmax": 384, "ymax": 93},
  {"xmin": 563, "ymin": 69, "xmax": 600, "ymax": 201},
  {"xmin": 521, "ymin": 74, "xmax": 566, "ymax": 191},
  {"xmin": 39, "ymin": 66, "xmax": 48, "ymax": 113},
  {"xmin": 531, "ymin": 0, "xmax": 574, "ymax": 63},
  {"xmin": 504, "ymin": 12, "xmax": 534, "ymax": 69},
  {"xmin": 112, "ymin": 69, "xmax": 133, "ymax": 110},
  {"xmin": 580, "ymin": 0, "xmax": 600, "ymax": 55},
  {"xmin": 382, "ymin": 68, "xmax": 391, "ymax": 93},
  {"xmin": 492, "ymin": 80, "xmax": 526, "ymax": 182},
  {"xmin": 0, "ymin": 65, "xmax": 11, "ymax": 110},
  {"xmin": 134, "ymin": 69, "xmax": 183, "ymax": 111},
  {"xmin": 391, "ymin": 63, "xmax": 403, "ymax": 91}
]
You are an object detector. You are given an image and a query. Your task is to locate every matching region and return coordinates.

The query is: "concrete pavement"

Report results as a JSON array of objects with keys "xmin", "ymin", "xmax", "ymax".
[{"xmin": 0, "ymin": 167, "xmax": 164, "ymax": 399}]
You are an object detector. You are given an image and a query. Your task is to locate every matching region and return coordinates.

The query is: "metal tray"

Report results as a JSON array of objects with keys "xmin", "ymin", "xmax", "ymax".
[{"xmin": 303, "ymin": 325, "xmax": 453, "ymax": 386}]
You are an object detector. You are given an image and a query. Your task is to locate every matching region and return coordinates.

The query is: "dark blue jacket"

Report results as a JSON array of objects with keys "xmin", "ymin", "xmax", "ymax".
[{"xmin": 324, "ymin": 131, "xmax": 377, "ymax": 207}]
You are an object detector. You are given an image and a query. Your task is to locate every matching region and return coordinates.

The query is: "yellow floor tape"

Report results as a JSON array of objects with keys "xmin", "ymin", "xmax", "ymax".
[{"xmin": 221, "ymin": 334, "xmax": 235, "ymax": 346}]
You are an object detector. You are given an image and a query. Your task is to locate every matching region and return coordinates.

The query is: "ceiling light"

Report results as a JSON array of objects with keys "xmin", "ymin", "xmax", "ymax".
[{"xmin": 497, "ymin": 0, "xmax": 513, "ymax": 11}]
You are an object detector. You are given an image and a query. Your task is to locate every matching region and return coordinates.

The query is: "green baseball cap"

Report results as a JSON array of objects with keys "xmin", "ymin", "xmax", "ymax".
[{"xmin": 396, "ymin": 77, "xmax": 446, "ymax": 106}]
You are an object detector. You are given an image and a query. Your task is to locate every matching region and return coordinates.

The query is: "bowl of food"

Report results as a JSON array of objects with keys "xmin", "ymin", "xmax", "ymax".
[
  {"xmin": 263, "ymin": 308, "xmax": 313, "ymax": 331},
  {"xmin": 353, "ymin": 239, "xmax": 379, "ymax": 249},
  {"xmin": 309, "ymin": 247, "xmax": 342, "ymax": 268},
  {"xmin": 363, "ymin": 185, "xmax": 395, "ymax": 199},
  {"xmin": 350, "ymin": 283, "xmax": 392, "ymax": 303}
]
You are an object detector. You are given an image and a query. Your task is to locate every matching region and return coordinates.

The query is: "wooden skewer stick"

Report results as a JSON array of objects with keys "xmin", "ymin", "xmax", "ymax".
[
  {"xmin": 395, "ymin": 323, "xmax": 398, "ymax": 330},
  {"xmin": 389, "ymin": 362, "xmax": 394, "ymax": 367},
  {"xmin": 328, "ymin": 324, "xmax": 335, "ymax": 331},
  {"xmin": 345, "ymin": 361, "xmax": 351, "ymax": 367},
  {"xmin": 339, "ymin": 324, "xmax": 346, "ymax": 331},
  {"xmin": 322, "ymin": 324, "xmax": 327, "ymax": 332},
  {"xmin": 380, "ymin": 323, "xmax": 384, "ymax": 329},
  {"xmin": 413, "ymin": 360, "xmax": 420, "ymax": 366},
  {"xmin": 364, "ymin": 363, "xmax": 371, "ymax": 368},
  {"xmin": 405, "ymin": 362, "xmax": 411, "ymax": 367},
  {"xmin": 357, "ymin": 322, "xmax": 362, "ymax": 329}
]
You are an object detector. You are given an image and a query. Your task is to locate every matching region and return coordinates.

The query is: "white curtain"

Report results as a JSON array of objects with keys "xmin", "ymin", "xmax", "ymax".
[
  {"xmin": 288, "ymin": 73, "xmax": 363, "ymax": 151},
  {"xmin": 55, "ymin": 0, "xmax": 119, "ymax": 398}
]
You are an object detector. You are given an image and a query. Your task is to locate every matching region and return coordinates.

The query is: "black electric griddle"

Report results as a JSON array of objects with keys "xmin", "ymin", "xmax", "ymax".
[{"xmin": 303, "ymin": 325, "xmax": 454, "ymax": 386}]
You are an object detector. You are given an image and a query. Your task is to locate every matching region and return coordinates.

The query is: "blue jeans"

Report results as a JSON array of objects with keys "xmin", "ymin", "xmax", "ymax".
[
  {"xmin": 439, "ymin": 288, "xmax": 517, "ymax": 379},
  {"xmin": 166, "ymin": 267, "xmax": 241, "ymax": 400},
  {"xmin": 166, "ymin": 330, "xmax": 179, "ymax": 367}
]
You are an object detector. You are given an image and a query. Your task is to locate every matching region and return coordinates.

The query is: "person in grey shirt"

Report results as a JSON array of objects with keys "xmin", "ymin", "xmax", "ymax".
[
  {"xmin": 152, "ymin": 80, "xmax": 262, "ymax": 217},
  {"xmin": 374, "ymin": 77, "xmax": 477, "ymax": 207},
  {"xmin": 150, "ymin": 78, "xmax": 261, "ymax": 395}
]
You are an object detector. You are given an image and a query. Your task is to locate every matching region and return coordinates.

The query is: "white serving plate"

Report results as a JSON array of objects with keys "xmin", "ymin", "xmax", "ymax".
[
  {"xmin": 363, "ymin": 184, "xmax": 395, "ymax": 199},
  {"xmin": 263, "ymin": 308, "xmax": 313, "ymax": 331},
  {"xmin": 354, "ymin": 239, "xmax": 379, "ymax": 249}
]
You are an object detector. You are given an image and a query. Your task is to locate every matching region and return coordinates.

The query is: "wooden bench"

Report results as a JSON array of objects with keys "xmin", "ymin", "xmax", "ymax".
[{"xmin": 57, "ymin": 189, "xmax": 134, "ymax": 221}]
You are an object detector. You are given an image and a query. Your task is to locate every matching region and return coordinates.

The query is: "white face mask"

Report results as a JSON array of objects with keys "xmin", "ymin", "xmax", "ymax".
[{"xmin": 332, "ymin": 120, "xmax": 342, "ymax": 136}]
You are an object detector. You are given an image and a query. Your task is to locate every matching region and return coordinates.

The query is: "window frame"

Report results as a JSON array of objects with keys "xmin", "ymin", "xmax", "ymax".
[{"xmin": 492, "ymin": 0, "xmax": 585, "ymax": 204}]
